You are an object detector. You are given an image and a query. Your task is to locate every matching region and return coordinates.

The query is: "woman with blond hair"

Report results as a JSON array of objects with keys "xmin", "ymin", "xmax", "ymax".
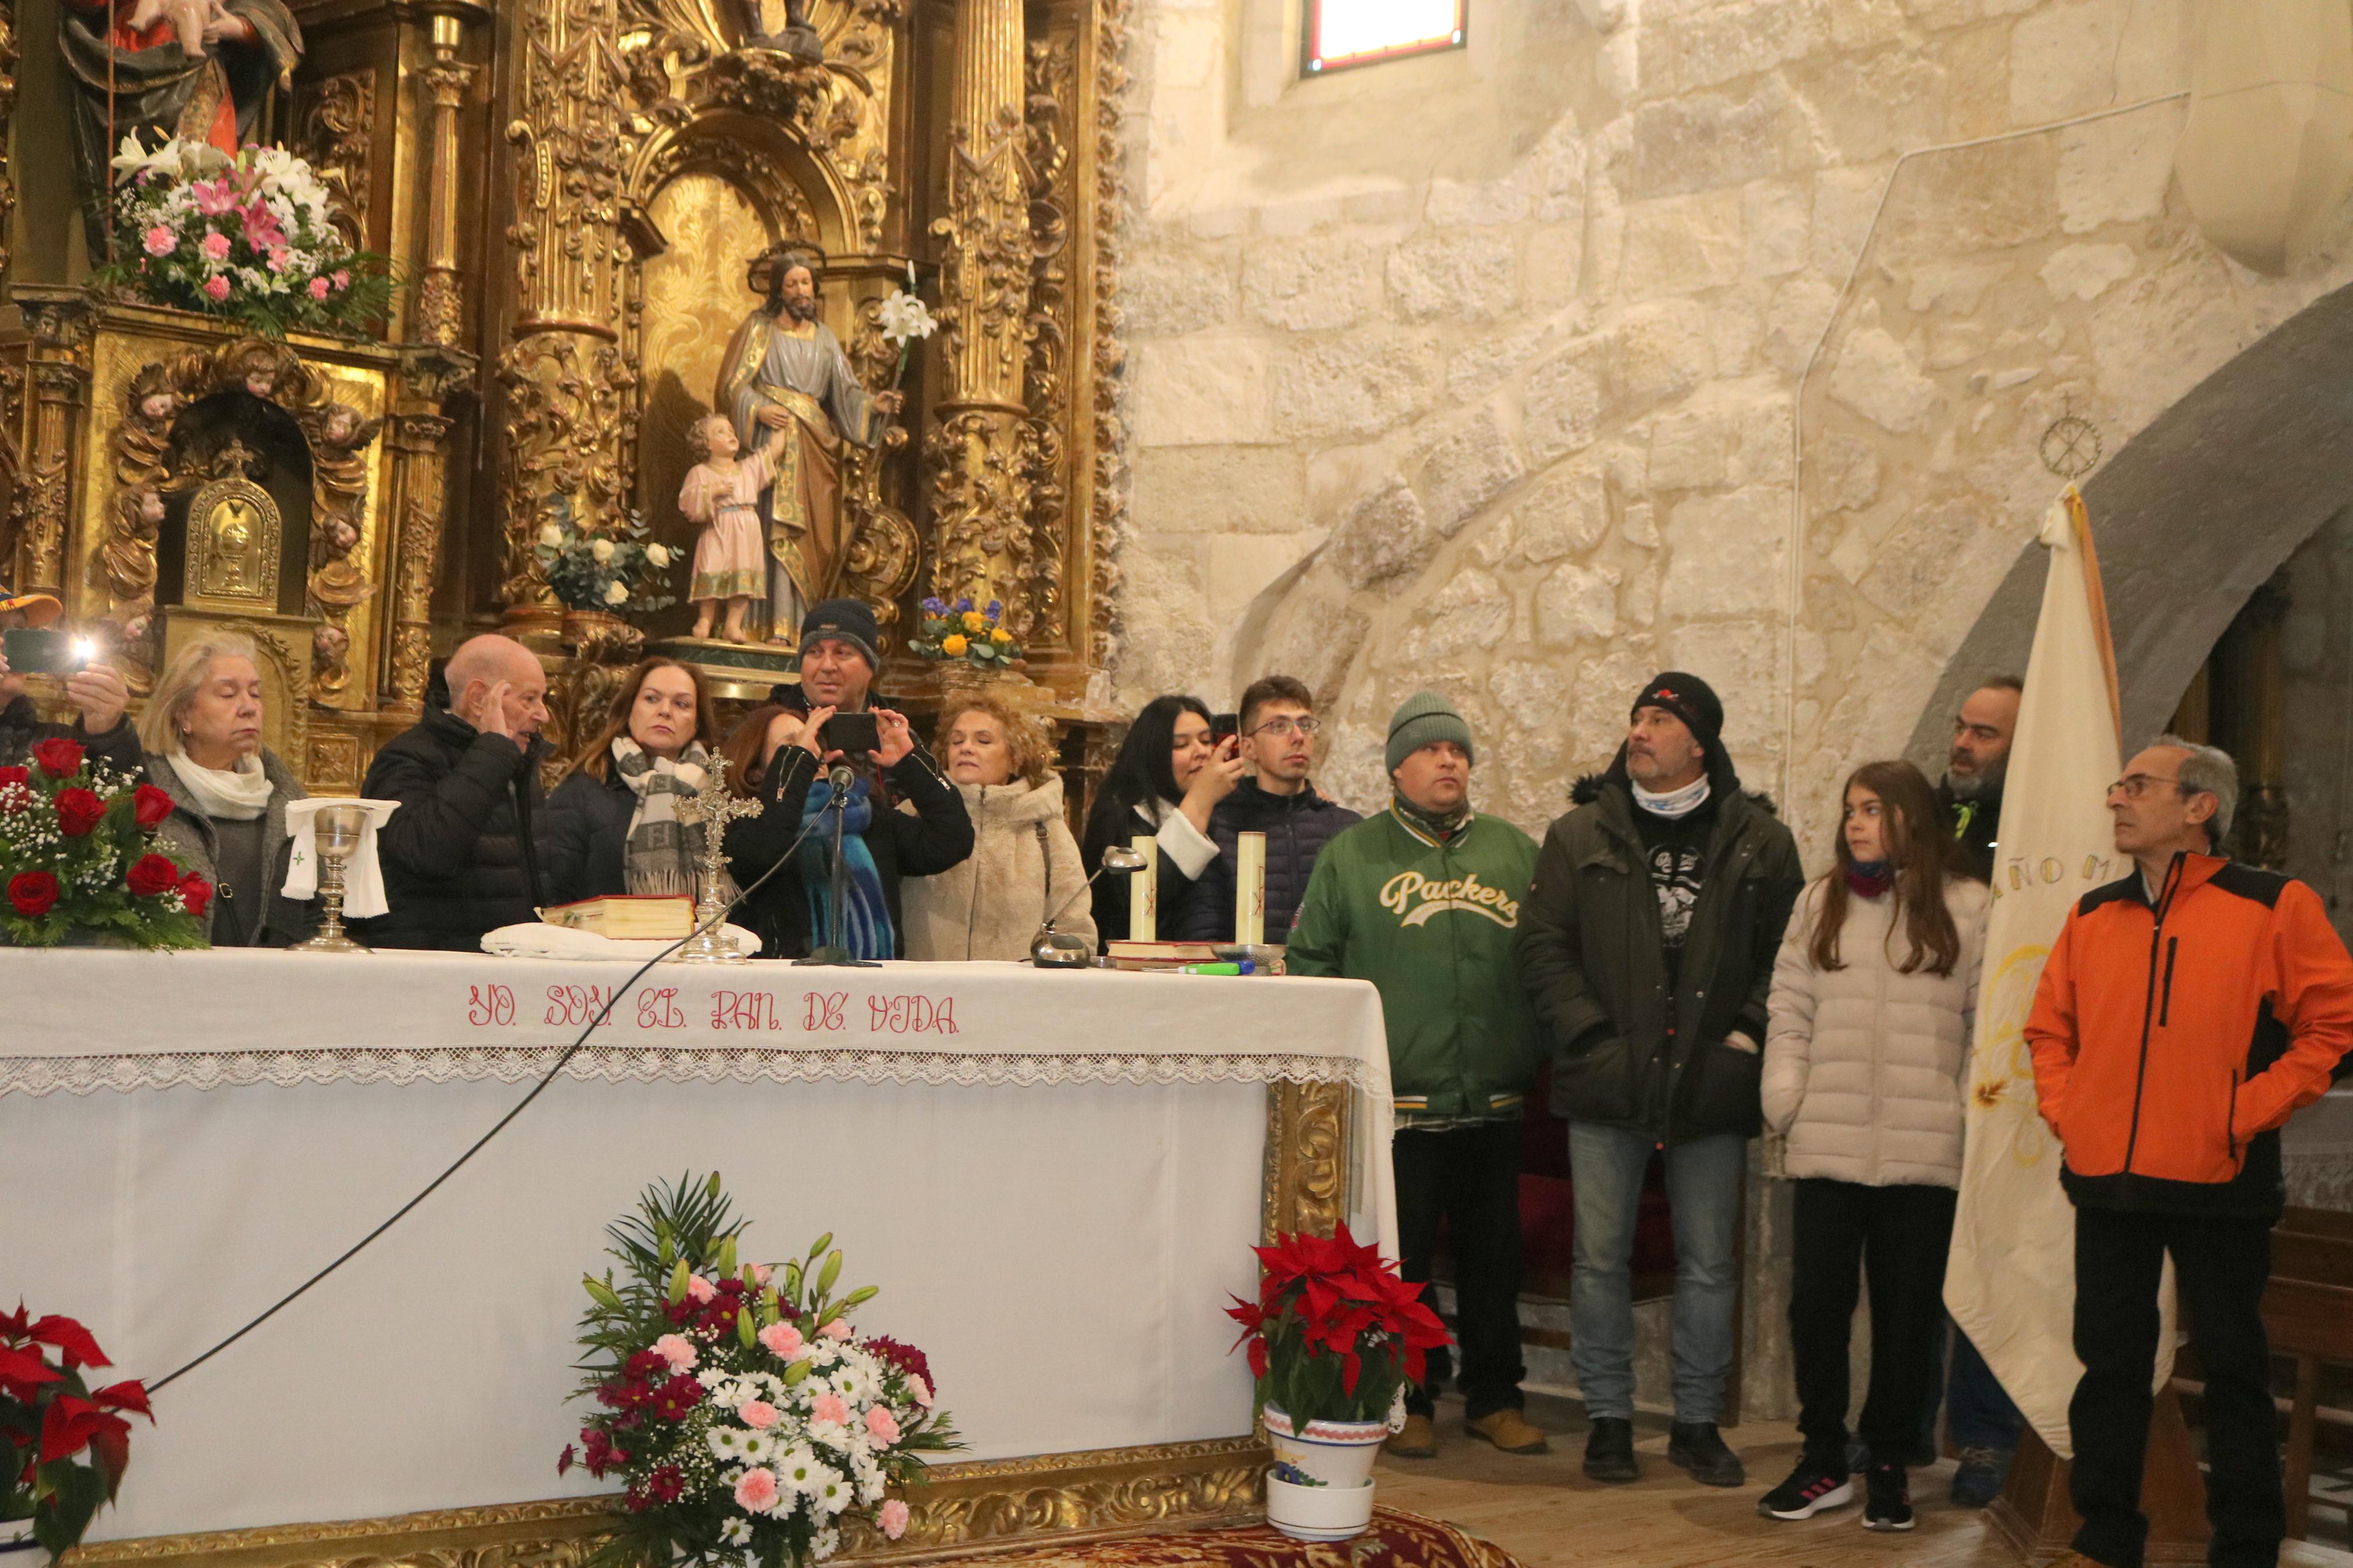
[
  {"xmin": 139, "ymin": 634, "xmax": 316, "ymax": 945},
  {"xmin": 1758, "ymin": 759, "xmax": 1988, "ymax": 1533},
  {"xmin": 545, "ymin": 656, "xmax": 730, "ymax": 902},
  {"xmin": 901, "ymin": 693, "xmax": 1092, "ymax": 961}
]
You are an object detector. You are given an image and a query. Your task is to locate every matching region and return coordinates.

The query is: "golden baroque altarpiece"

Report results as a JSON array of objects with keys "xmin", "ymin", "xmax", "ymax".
[{"xmin": 0, "ymin": 0, "xmax": 1130, "ymax": 791}]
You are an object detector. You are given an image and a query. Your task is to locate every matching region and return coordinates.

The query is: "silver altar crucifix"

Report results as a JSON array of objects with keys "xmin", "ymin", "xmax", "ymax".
[{"xmin": 672, "ymin": 754, "xmax": 764, "ymax": 964}]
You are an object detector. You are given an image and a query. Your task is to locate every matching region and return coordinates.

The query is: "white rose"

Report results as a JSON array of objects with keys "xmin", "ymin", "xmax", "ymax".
[
  {"xmin": 645, "ymin": 543, "xmax": 672, "ymax": 568},
  {"xmin": 604, "ymin": 579, "xmax": 629, "ymax": 605},
  {"xmin": 538, "ymin": 523, "xmax": 563, "ymax": 549},
  {"xmin": 591, "ymin": 537, "xmax": 616, "ymax": 563}
]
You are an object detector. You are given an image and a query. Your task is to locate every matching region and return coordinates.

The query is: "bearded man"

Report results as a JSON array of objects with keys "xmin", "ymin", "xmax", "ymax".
[{"xmin": 715, "ymin": 250, "xmax": 902, "ymax": 641}]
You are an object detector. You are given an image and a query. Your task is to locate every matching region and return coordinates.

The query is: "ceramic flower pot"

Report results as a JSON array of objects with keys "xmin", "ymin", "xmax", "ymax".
[
  {"xmin": 1261, "ymin": 1404, "xmax": 1389, "ymax": 1492},
  {"xmin": 1263, "ymin": 1472, "xmax": 1376, "ymax": 1544}
]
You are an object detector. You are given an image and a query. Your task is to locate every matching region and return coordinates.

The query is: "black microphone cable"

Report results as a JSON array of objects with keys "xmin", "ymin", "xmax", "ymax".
[{"xmin": 144, "ymin": 755, "xmax": 854, "ymax": 1396}]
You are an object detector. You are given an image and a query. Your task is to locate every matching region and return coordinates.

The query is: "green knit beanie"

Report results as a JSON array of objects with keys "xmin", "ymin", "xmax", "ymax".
[{"xmin": 1386, "ymin": 689, "xmax": 1474, "ymax": 774}]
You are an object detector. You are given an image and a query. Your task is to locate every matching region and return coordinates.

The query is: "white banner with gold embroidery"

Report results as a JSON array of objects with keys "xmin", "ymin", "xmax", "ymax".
[{"xmin": 1943, "ymin": 486, "xmax": 2174, "ymax": 1457}]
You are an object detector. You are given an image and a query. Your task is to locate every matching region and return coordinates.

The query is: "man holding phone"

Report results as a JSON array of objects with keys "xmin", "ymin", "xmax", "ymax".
[
  {"xmin": 751, "ymin": 598, "xmax": 970, "ymax": 959},
  {"xmin": 0, "ymin": 586, "xmax": 141, "ymax": 776}
]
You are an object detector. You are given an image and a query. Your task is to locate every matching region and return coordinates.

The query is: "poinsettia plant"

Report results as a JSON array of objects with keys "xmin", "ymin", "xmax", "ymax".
[
  {"xmin": 1, "ymin": 1306, "xmax": 154, "ymax": 1560},
  {"xmin": 1225, "ymin": 1225, "xmax": 1450, "ymax": 1426},
  {"xmin": 563, "ymin": 1174, "xmax": 959, "ymax": 1568},
  {"xmin": 0, "ymin": 740, "xmax": 210, "ymax": 948}
]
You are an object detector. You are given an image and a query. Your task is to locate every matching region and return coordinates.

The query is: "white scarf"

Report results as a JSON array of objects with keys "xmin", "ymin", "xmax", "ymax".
[
  {"xmin": 1630, "ymin": 773, "xmax": 1711, "ymax": 820},
  {"xmin": 169, "ymin": 751, "xmax": 274, "ymax": 822}
]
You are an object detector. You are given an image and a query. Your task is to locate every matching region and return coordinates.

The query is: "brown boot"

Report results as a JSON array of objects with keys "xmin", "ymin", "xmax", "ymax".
[
  {"xmin": 1467, "ymin": 1408, "xmax": 1550, "ymax": 1454},
  {"xmin": 1385, "ymin": 1413, "xmax": 1438, "ymax": 1458}
]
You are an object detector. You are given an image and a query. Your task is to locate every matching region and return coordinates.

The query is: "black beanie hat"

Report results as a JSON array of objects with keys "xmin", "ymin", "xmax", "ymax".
[
  {"xmin": 799, "ymin": 597, "xmax": 881, "ymax": 671},
  {"xmin": 1631, "ymin": 671, "xmax": 1724, "ymax": 752}
]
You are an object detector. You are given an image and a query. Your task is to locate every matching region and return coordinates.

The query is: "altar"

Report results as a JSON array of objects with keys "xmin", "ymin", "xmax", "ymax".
[{"xmin": 0, "ymin": 952, "xmax": 1396, "ymax": 1560}]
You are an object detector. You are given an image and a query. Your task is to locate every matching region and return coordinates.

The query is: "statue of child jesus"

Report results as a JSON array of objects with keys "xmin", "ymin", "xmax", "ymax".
[{"xmin": 679, "ymin": 411, "xmax": 789, "ymax": 643}]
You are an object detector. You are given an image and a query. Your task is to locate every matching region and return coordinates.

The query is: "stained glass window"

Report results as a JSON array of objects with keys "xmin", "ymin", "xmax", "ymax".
[{"xmin": 1303, "ymin": 0, "xmax": 1465, "ymax": 74}]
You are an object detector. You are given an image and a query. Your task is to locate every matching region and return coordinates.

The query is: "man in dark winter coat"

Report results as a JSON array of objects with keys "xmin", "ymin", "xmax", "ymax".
[
  {"xmin": 1172, "ymin": 674, "xmax": 1360, "ymax": 943},
  {"xmin": 0, "ymin": 586, "xmax": 143, "ymax": 777},
  {"xmin": 1516, "ymin": 671, "xmax": 1802, "ymax": 1489},
  {"xmin": 361, "ymin": 634, "xmax": 555, "ymax": 951},
  {"xmin": 1931, "ymin": 673, "xmax": 2027, "ymax": 1506}
]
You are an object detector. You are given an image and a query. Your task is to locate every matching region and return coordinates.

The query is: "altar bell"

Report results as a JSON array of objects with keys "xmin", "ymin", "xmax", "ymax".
[
  {"xmin": 1286, "ymin": 691, "xmax": 1548, "ymax": 1462},
  {"xmin": 361, "ymin": 634, "xmax": 555, "ymax": 950}
]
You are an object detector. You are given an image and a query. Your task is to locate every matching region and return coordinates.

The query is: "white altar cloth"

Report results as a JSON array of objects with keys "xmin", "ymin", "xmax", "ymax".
[{"xmin": 0, "ymin": 951, "xmax": 1395, "ymax": 1542}]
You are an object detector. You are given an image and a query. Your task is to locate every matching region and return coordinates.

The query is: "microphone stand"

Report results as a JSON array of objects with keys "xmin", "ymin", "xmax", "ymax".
[{"xmin": 794, "ymin": 762, "xmax": 880, "ymax": 968}]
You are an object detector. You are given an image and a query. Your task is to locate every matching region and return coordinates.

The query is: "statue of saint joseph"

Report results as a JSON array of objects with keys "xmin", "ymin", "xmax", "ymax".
[{"xmin": 715, "ymin": 251, "xmax": 902, "ymax": 641}]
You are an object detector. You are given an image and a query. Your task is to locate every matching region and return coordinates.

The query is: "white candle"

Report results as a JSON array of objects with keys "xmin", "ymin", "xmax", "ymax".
[
  {"xmin": 1236, "ymin": 830, "xmax": 1266, "ymax": 947},
  {"xmin": 1128, "ymin": 833, "xmax": 1159, "ymax": 941}
]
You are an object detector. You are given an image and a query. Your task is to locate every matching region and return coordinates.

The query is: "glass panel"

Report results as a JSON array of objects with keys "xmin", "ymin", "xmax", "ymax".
[{"xmin": 1306, "ymin": 0, "xmax": 1463, "ymax": 73}]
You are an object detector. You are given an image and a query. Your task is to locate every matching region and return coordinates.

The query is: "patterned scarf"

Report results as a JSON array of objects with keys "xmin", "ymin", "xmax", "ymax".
[
  {"xmin": 1630, "ymin": 774, "xmax": 1711, "ymax": 820},
  {"xmin": 1391, "ymin": 792, "xmax": 1470, "ymax": 843},
  {"xmin": 796, "ymin": 770, "xmax": 894, "ymax": 960},
  {"xmin": 611, "ymin": 737, "xmax": 713, "ymax": 898}
]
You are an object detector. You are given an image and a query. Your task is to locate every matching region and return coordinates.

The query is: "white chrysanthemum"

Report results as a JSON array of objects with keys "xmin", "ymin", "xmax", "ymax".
[
  {"xmin": 810, "ymin": 1467, "xmax": 851, "ymax": 1519},
  {"xmin": 708, "ymin": 1428, "xmax": 747, "ymax": 1459},
  {"xmin": 741, "ymin": 1432, "xmax": 776, "ymax": 1463},
  {"xmin": 812, "ymin": 1527, "xmax": 840, "ymax": 1562},
  {"xmin": 719, "ymin": 1519, "xmax": 753, "ymax": 1547},
  {"xmin": 831, "ymin": 1363, "xmax": 874, "ymax": 1405},
  {"xmin": 805, "ymin": 1341, "xmax": 841, "ymax": 1367},
  {"xmin": 774, "ymin": 1445, "xmax": 822, "ymax": 1494}
]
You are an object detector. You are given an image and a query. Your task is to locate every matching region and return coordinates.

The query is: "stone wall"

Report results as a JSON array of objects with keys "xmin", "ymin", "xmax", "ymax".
[{"xmin": 1110, "ymin": 0, "xmax": 2353, "ymax": 862}]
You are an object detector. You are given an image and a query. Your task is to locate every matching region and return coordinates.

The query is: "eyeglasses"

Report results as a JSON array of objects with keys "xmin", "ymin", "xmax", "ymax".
[
  {"xmin": 1250, "ymin": 717, "xmax": 1322, "ymax": 739},
  {"xmin": 2107, "ymin": 771, "xmax": 2186, "ymax": 800}
]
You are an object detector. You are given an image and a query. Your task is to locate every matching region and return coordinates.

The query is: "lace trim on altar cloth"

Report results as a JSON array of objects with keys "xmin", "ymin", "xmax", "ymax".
[{"xmin": 0, "ymin": 1048, "xmax": 1377, "ymax": 1099}]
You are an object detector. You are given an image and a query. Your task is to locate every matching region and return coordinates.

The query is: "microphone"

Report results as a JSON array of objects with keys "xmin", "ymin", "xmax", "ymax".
[
  {"xmin": 1030, "ymin": 843, "xmax": 1149, "ymax": 968},
  {"xmin": 827, "ymin": 763, "xmax": 854, "ymax": 792}
]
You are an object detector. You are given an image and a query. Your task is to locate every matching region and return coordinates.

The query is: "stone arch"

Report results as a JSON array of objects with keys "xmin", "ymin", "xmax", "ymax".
[{"xmin": 1908, "ymin": 278, "xmax": 2353, "ymax": 761}]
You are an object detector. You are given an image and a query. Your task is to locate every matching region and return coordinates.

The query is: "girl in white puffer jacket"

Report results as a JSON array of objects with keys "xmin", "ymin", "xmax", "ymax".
[{"xmin": 1757, "ymin": 760, "xmax": 1989, "ymax": 1534}]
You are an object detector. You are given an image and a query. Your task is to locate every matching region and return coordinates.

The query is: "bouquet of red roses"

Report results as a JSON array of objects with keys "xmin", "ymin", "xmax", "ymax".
[
  {"xmin": 1225, "ymin": 1224, "xmax": 1450, "ymax": 1425},
  {"xmin": 1, "ymin": 1305, "xmax": 153, "ymax": 1560},
  {"xmin": 0, "ymin": 739, "xmax": 210, "ymax": 948},
  {"xmin": 563, "ymin": 1175, "xmax": 959, "ymax": 1568}
]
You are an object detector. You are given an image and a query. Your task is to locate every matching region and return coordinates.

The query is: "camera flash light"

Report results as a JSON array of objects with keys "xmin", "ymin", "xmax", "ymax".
[{"xmin": 71, "ymin": 637, "xmax": 95, "ymax": 664}]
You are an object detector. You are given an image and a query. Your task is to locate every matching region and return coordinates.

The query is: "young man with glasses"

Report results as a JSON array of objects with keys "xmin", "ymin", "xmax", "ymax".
[
  {"xmin": 2027, "ymin": 738, "xmax": 2353, "ymax": 1568},
  {"xmin": 1171, "ymin": 674, "xmax": 1359, "ymax": 943}
]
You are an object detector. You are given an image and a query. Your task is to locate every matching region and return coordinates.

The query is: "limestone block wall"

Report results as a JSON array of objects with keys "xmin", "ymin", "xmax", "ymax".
[{"xmin": 1111, "ymin": 0, "xmax": 2353, "ymax": 861}]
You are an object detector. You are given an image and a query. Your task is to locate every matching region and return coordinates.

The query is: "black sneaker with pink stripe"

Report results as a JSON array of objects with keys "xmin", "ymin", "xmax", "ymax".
[{"xmin": 1758, "ymin": 1456, "xmax": 1855, "ymax": 1521}]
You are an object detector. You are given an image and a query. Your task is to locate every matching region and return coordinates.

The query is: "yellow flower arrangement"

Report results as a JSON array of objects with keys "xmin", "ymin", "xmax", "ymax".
[
  {"xmin": 941, "ymin": 633, "xmax": 970, "ymax": 656},
  {"xmin": 989, "ymin": 628, "xmax": 1012, "ymax": 645},
  {"xmin": 960, "ymin": 610, "xmax": 987, "ymax": 634}
]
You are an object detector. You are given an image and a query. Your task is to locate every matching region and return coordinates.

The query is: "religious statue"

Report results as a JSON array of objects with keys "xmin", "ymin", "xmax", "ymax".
[
  {"xmin": 733, "ymin": 0, "xmax": 822, "ymax": 60},
  {"xmin": 61, "ymin": 0, "xmax": 304, "ymax": 262},
  {"xmin": 680, "ymin": 412, "xmax": 790, "ymax": 644},
  {"xmin": 715, "ymin": 246, "xmax": 902, "ymax": 643}
]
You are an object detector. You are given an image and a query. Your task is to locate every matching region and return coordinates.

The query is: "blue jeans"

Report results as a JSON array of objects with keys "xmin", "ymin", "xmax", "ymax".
[
  {"xmin": 1947, "ymin": 1318, "xmax": 2024, "ymax": 1452},
  {"xmin": 1567, "ymin": 1122, "xmax": 1745, "ymax": 1425}
]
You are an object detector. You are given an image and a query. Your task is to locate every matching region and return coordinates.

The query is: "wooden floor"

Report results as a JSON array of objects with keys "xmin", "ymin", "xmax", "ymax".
[{"xmin": 1373, "ymin": 1393, "xmax": 2353, "ymax": 1568}]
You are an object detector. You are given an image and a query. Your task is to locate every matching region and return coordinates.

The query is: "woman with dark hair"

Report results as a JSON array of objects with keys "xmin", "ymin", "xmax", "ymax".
[
  {"xmin": 1081, "ymin": 695, "xmax": 1244, "ymax": 944},
  {"xmin": 1758, "ymin": 759, "xmax": 1988, "ymax": 1533},
  {"xmin": 546, "ymin": 657, "xmax": 729, "ymax": 902}
]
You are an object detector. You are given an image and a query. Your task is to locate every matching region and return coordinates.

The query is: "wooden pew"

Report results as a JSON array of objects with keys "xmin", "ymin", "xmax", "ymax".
[{"xmin": 2267, "ymin": 1207, "xmax": 2353, "ymax": 1545}]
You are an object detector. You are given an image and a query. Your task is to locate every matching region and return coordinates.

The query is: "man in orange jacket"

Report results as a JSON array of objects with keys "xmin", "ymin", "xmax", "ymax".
[{"xmin": 2025, "ymin": 737, "xmax": 2353, "ymax": 1568}]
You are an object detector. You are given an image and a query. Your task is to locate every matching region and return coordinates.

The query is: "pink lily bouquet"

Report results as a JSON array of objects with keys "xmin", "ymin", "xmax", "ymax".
[
  {"xmin": 99, "ymin": 134, "xmax": 393, "ymax": 338},
  {"xmin": 563, "ymin": 1175, "xmax": 959, "ymax": 1568}
]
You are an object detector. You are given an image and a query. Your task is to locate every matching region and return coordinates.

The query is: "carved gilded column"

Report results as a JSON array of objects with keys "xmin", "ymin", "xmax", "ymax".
[
  {"xmin": 10, "ymin": 289, "xmax": 95, "ymax": 600},
  {"xmin": 384, "ymin": 348, "xmax": 476, "ymax": 711},
  {"xmin": 416, "ymin": 12, "xmax": 476, "ymax": 349},
  {"xmin": 927, "ymin": 0, "xmax": 1034, "ymax": 634},
  {"xmin": 496, "ymin": 0, "xmax": 632, "ymax": 639}
]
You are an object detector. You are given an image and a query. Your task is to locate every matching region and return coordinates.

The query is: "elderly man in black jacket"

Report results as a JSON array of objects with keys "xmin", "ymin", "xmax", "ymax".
[
  {"xmin": 1516, "ymin": 671, "xmax": 1802, "ymax": 1489},
  {"xmin": 361, "ymin": 634, "xmax": 555, "ymax": 951},
  {"xmin": 0, "ymin": 586, "xmax": 142, "ymax": 777}
]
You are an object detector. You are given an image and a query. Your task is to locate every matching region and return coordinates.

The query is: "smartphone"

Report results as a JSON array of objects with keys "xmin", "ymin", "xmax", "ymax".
[
  {"xmin": 2, "ymin": 628, "xmax": 90, "ymax": 676},
  {"xmin": 821, "ymin": 711, "xmax": 882, "ymax": 755},
  {"xmin": 1211, "ymin": 712, "xmax": 1240, "ymax": 744}
]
